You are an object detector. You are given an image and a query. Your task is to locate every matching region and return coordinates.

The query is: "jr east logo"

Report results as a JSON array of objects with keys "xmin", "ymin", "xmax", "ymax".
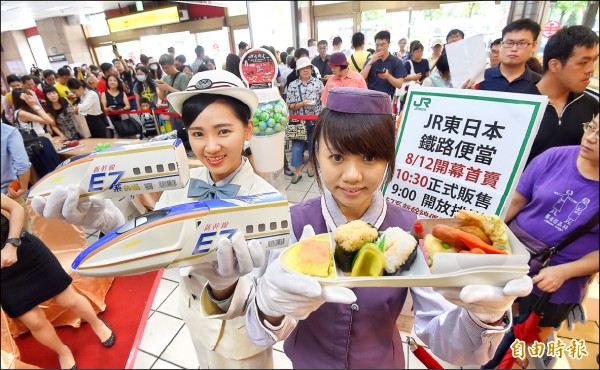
[{"xmin": 413, "ymin": 97, "xmax": 432, "ymax": 111}]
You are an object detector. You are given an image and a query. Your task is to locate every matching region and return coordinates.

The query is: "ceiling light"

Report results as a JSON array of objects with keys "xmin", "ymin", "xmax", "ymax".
[{"xmin": 46, "ymin": 6, "xmax": 72, "ymax": 12}]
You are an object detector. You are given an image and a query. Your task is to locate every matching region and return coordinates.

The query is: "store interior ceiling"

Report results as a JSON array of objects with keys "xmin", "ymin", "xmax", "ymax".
[
  {"xmin": 0, "ymin": 1, "xmax": 232, "ymax": 33},
  {"xmin": 1, "ymin": 1, "xmax": 138, "ymax": 32}
]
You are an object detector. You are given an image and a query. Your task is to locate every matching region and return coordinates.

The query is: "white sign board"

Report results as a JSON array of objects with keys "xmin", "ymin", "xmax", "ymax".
[
  {"xmin": 445, "ymin": 34, "xmax": 487, "ymax": 88},
  {"xmin": 384, "ymin": 86, "xmax": 548, "ymax": 219}
]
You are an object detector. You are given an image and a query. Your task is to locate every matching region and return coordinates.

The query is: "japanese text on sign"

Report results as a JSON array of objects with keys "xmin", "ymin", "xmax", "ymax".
[{"xmin": 384, "ymin": 87, "xmax": 547, "ymax": 218}]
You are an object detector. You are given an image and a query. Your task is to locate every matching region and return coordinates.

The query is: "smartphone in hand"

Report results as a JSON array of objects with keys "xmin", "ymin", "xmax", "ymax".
[{"xmin": 375, "ymin": 68, "xmax": 387, "ymax": 75}]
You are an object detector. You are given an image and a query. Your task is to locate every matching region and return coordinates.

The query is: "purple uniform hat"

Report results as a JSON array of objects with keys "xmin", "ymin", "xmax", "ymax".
[{"xmin": 325, "ymin": 87, "xmax": 392, "ymax": 115}]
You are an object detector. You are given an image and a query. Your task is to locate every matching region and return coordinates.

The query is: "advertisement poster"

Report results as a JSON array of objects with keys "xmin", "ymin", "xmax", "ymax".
[
  {"xmin": 383, "ymin": 86, "xmax": 548, "ymax": 219},
  {"xmin": 240, "ymin": 49, "xmax": 277, "ymax": 90}
]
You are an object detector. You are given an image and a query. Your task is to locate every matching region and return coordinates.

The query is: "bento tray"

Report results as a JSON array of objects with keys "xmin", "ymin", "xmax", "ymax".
[{"xmin": 280, "ymin": 229, "xmax": 530, "ymax": 288}]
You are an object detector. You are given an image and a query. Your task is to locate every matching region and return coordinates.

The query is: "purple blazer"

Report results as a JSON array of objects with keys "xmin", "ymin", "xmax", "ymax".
[{"xmin": 286, "ymin": 197, "xmax": 417, "ymax": 368}]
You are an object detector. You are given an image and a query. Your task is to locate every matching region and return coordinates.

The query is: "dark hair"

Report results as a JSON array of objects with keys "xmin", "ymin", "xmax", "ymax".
[
  {"xmin": 308, "ymin": 38, "xmax": 317, "ymax": 46},
  {"xmin": 140, "ymin": 54, "xmax": 150, "ymax": 64},
  {"xmin": 66, "ymin": 78, "xmax": 85, "ymax": 91},
  {"xmin": 12, "ymin": 88, "xmax": 35, "ymax": 114},
  {"xmin": 491, "ymin": 38, "xmax": 502, "ymax": 47},
  {"xmin": 502, "ymin": 19, "xmax": 540, "ymax": 40},
  {"xmin": 21, "ymin": 75, "xmax": 34, "ymax": 84},
  {"xmin": 411, "ymin": 42, "xmax": 424, "ymax": 53},
  {"xmin": 181, "ymin": 94, "xmax": 251, "ymax": 128},
  {"xmin": 89, "ymin": 64, "xmax": 99, "ymax": 71},
  {"xmin": 168, "ymin": 47, "xmax": 175, "ymax": 53},
  {"xmin": 294, "ymin": 48, "xmax": 309, "ymax": 59},
  {"xmin": 280, "ymin": 52, "xmax": 288, "ymax": 64},
  {"xmin": 367, "ymin": 48, "xmax": 375, "ymax": 54},
  {"xmin": 57, "ymin": 67, "xmax": 71, "ymax": 77},
  {"xmin": 204, "ymin": 57, "xmax": 216, "ymax": 67},
  {"xmin": 179, "ymin": 64, "xmax": 193, "ymax": 73},
  {"xmin": 43, "ymin": 69, "xmax": 56, "ymax": 78},
  {"xmin": 139, "ymin": 97, "xmax": 151, "ymax": 106},
  {"xmin": 42, "ymin": 85, "xmax": 69, "ymax": 118},
  {"xmin": 399, "ymin": 38, "xmax": 407, "ymax": 43},
  {"xmin": 106, "ymin": 74, "xmax": 124, "ymax": 93},
  {"xmin": 317, "ymin": 40, "xmax": 328, "ymax": 48},
  {"xmin": 238, "ymin": 41, "xmax": 248, "ymax": 50},
  {"xmin": 7, "ymin": 74, "xmax": 21, "ymax": 84},
  {"xmin": 542, "ymin": 25, "xmax": 599, "ymax": 72},
  {"xmin": 195, "ymin": 45, "xmax": 205, "ymax": 56},
  {"xmin": 374, "ymin": 30, "xmax": 391, "ymax": 43},
  {"xmin": 446, "ymin": 29, "xmax": 464, "ymax": 42},
  {"xmin": 435, "ymin": 52, "xmax": 450, "ymax": 76},
  {"xmin": 286, "ymin": 46, "xmax": 295, "ymax": 54},
  {"xmin": 332, "ymin": 36, "xmax": 342, "ymax": 46},
  {"xmin": 100, "ymin": 63, "xmax": 113, "ymax": 74},
  {"xmin": 525, "ymin": 57, "xmax": 543, "ymax": 75},
  {"xmin": 225, "ymin": 54, "xmax": 241, "ymax": 79},
  {"xmin": 351, "ymin": 32, "xmax": 365, "ymax": 48},
  {"xmin": 197, "ymin": 65, "xmax": 209, "ymax": 73},
  {"xmin": 175, "ymin": 54, "xmax": 187, "ymax": 64},
  {"xmin": 134, "ymin": 66, "xmax": 157, "ymax": 95},
  {"xmin": 310, "ymin": 109, "xmax": 396, "ymax": 191}
]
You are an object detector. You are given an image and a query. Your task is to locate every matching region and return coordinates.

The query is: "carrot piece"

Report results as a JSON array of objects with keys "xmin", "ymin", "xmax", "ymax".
[
  {"xmin": 455, "ymin": 230, "xmax": 507, "ymax": 255},
  {"xmin": 469, "ymin": 247, "xmax": 485, "ymax": 254}
]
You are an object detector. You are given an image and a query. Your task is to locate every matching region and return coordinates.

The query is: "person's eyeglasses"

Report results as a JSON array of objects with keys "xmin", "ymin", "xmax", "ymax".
[
  {"xmin": 582, "ymin": 121, "xmax": 599, "ymax": 138},
  {"xmin": 501, "ymin": 41, "xmax": 534, "ymax": 49}
]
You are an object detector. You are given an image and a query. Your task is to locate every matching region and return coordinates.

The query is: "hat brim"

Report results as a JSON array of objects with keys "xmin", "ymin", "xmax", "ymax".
[{"xmin": 167, "ymin": 87, "xmax": 259, "ymax": 117}]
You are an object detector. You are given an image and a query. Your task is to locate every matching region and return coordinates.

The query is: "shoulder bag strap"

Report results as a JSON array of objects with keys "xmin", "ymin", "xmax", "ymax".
[
  {"xmin": 351, "ymin": 55, "xmax": 361, "ymax": 72},
  {"xmin": 407, "ymin": 60, "xmax": 414, "ymax": 75},
  {"xmin": 544, "ymin": 210, "xmax": 599, "ymax": 268},
  {"xmin": 297, "ymin": 84, "xmax": 305, "ymax": 116},
  {"xmin": 168, "ymin": 72, "xmax": 180, "ymax": 88}
]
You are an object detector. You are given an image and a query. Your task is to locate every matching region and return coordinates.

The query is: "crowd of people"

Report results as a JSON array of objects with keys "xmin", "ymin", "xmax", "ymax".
[{"xmin": 1, "ymin": 16, "xmax": 599, "ymax": 370}]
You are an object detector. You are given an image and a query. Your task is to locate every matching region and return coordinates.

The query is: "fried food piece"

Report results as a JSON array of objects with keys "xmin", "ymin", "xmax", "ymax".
[
  {"xmin": 454, "ymin": 210, "xmax": 511, "ymax": 253},
  {"xmin": 457, "ymin": 225, "xmax": 492, "ymax": 244}
]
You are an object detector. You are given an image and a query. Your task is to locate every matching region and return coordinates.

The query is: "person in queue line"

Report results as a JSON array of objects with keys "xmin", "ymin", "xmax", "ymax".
[
  {"xmin": 22, "ymin": 74, "xmax": 45, "ymax": 107},
  {"xmin": 157, "ymin": 53, "xmax": 191, "ymax": 131},
  {"xmin": 67, "ymin": 78, "xmax": 109, "ymax": 139},
  {"xmin": 525, "ymin": 57, "xmax": 543, "ymax": 75},
  {"xmin": 180, "ymin": 64, "xmax": 194, "ymax": 80},
  {"xmin": 96, "ymin": 62, "xmax": 116, "ymax": 96},
  {"xmin": 404, "ymin": 41, "xmax": 430, "ymax": 83},
  {"xmin": 148, "ymin": 58, "xmax": 163, "ymax": 81},
  {"xmin": 194, "ymin": 87, "xmax": 532, "ymax": 368},
  {"xmin": 521, "ymin": 25, "xmax": 599, "ymax": 165},
  {"xmin": 238, "ymin": 41, "xmax": 250, "ymax": 58},
  {"xmin": 427, "ymin": 38, "xmax": 444, "ymax": 68},
  {"xmin": 31, "ymin": 70, "xmax": 280, "ymax": 368},
  {"xmin": 422, "ymin": 52, "xmax": 453, "ymax": 88},
  {"xmin": 225, "ymin": 54, "xmax": 242, "ymax": 80},
  {"xmin": 174, "ymin": 54, "xmax": 186, "ymax": 69},
  {"xmin": 286, "ymin": 57, "xmax": 324, "ymax": 184},
  {"xmin": 347, "ymin": 32, "xmax": 371, "ymax": 73},
  {"xmin": 54, "ymin": 67, "xmax": 76, "ymax": 104},
  {"xmin": 42, "ymin": 69, "xmax": 57, "ymax": 88},
  {"xmin": 312, "ymin": 40, "xmax": 333, "ymax": 84},
  {"xmin": 204, "ymin": 57, "xmax": 216, "ymax": 71},
  {"xmin": 11, "ymin": 89, "xmax": 62, "ymax": 179},
  {"xmin": 85, "ymin": 75, "xmax": 99, "ymax": 92},
  {"xmin": 488, "ymin": 38, "xmax": 502, "ymax": 69},
  {"xmin": 134, "ymin": 66, "xmax": 158, "ymax": 109},
  {"xmin": 361, "ymin": 30, "xmax": 407, "ymax": 99},
  {"xmin": 88, "ymin": 65, "xmax": 101, "ymax": 79},
  {"xmin": 320, "ymin": 52, "xmax": 367, "ymax": 105},
  {"xmin": 446, "ymin": 28, "xmax": 464, "ymax": 44},
  {"xmin": 42, "ymin": 85, "xmax": 80, "ymax": 141},
  {"xmin": 396, "ymin": 37, "xmax": 409, "ymax": 60},
  {"xmin": 1, "ymin": 194, "xmax": 116, "ymax": 369},
  {"xmin": 4, "ymin": 74, "xmax": 41, "ymax": 125},
  {"xmin": 191, "ymin": 45, "xmax": 206, "ymax": 74},
  {"xmin": 483, "ymin": 113, "xmax": 599, "ymax": 368},
  {"xmin": 478, "ymin": 19, "xmax": 541, "ymax": 92},
  {"xmin": 100, "ymin": 75, "xmax": 130, "ymax": 114}
]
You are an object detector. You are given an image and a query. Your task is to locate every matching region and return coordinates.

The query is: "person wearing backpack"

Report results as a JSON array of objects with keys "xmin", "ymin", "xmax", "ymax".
[{"xmin": 156, "ymin": 54, "xmax": 191, "ymax": 132}]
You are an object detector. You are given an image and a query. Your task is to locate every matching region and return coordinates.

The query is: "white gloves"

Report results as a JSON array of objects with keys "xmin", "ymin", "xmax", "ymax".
[
  {"xmin": 31, "ymin": 185, "xmax": 125, "ymax": 234},
  {"xmin": 256, "ymin": 225, "xmax": 357, "ymax": 320},
  {"xmin": 183, "ymin": 232, "xmax": 266, "ymax": 291},
  {"xmin": 435, "ymin": 276, "xmax": 533, "ymax": 323}
]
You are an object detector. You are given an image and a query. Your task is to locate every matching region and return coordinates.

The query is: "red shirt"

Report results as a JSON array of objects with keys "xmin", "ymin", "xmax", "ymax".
[{"xmin": 97, "ymin": 77, "xmax": 108, "ymax": 95}]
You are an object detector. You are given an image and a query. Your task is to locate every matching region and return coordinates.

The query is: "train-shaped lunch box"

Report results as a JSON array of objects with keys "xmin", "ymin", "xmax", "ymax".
[
  {"xmin": 27, "ymin": 139, "xmax": 190, "ymax": 200},
  {"xmin": 72, "ymin": 192, "xmax": 290, "ymax": 276}
]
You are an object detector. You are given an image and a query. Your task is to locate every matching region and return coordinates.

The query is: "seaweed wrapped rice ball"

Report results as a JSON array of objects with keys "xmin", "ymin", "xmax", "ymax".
[{"xmin": 333, "ymin": 220, "xmax": 378, "ymax": 273}]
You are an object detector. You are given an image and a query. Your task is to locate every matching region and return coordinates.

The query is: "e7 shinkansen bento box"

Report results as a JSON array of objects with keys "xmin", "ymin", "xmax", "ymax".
[
  {"xmin": 72, "ymin": 193, "xmax": 290, "ymax": 277},
  {"xmin": 27, "ymin": 139, "xmax": 190, "ymax": 200},
  {"xmin": 279, "ymin": 216, "xmax": 530, "ymax": 288}
]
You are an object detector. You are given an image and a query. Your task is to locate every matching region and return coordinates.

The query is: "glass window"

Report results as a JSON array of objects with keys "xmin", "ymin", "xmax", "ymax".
[
  {"xmin": 168, "ymin": 163, "xmax": 176, "ymax": 171},
  {"xmin": 156, "ymin": 164, "xmax": 164, "ymax": 172},
  {"xmin": 258, "ymin": 223, "xmax": 266, "ymax": 232},
  {"xmin": 316, "ymin": 18, "xmax": 353, "ymax": 52},
  {"xmin": 270, "ymin": 222, "xmax": 277, "ymax": 230},
  {"xmin": 140, "ymin": 31, "xmax": 196, "ymax": 69},
  {"xmin": 133, "ymin": 167, "xmax": 141, "ymax": 175},
  {"xmin": 281, "ymin": 220, "xmax": 288, "ymax": 229},
  {"xmin": 85, "ymin": 12, "xmax": 110, "ymax": 38},
  {"xmin": 247, "ymin": 1, "xmax": 294, "ymax": 52},
  {"xmin": 145, "ymin": 166, "xmax": 152, "ymax": 174},
  {"xmin": 537, "ymin": 1, "xmax": 593, "ymax": 58},
  {"xmin": 115, "ymin": 40, "xmax": 142, "ymax": 65},
  {"xmin": 196, "ymin": 29, "xmax": 232, "ymax": 70},
  {"xmin": 27, "ymin": 35, "xmax": 51, "ymax": 70},
  {"xmin": 246, "ymin": 225, "xmax": 254, "ymax": 234},
  {"xmin": 233, "ymin": 28, "xmax": 251, "ymax": 54},
  {"xmin": 95, "ymin": 45, "xmax": 115, "ymax": 65},
  {"xmin": 225, "ymin": 1, "xmax": 248, "ymax": 16}
]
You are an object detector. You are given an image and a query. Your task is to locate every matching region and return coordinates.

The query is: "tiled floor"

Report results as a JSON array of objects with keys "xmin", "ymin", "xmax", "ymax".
[{"xmin": 84, "ymin": 155, "xmax": 599, "ymax": 369}]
